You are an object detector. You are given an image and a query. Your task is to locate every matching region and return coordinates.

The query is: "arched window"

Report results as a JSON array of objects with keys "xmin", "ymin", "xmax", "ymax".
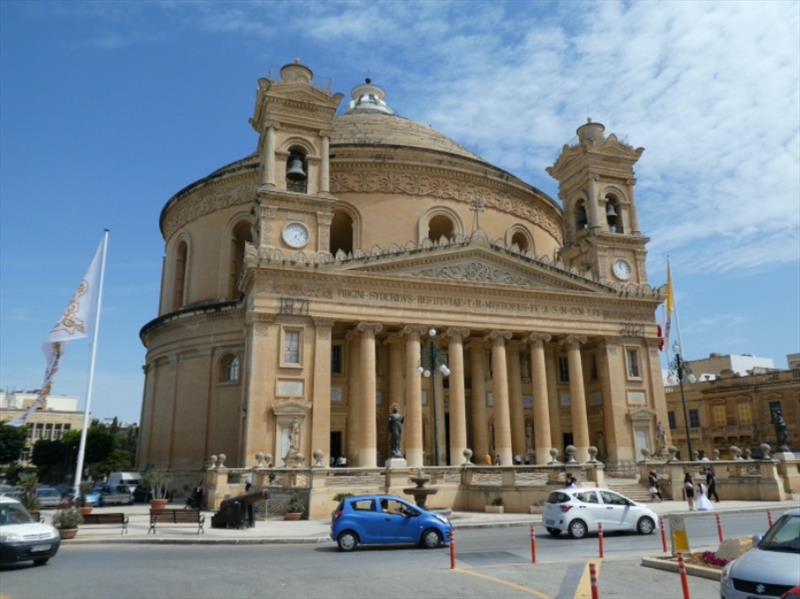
[
  {"xmin": 173, "ymin": 241, "xmax": 188, "ymax": 311},
  {"xmin": 330, "ymin": 210, "xmax": 354, "ymax": 255},
  {"xmin": 428, "ymin": 215, "xmax": 454, "ymax": 241},
  {"xmin": 575, "ymin": 200, "xmax": 588, "ymax": 231},
  {"xmin": 286, "ymin": 147, "xmax": 308, "ymax": 193},
  {"xmin": 605, "ymin": 195, "xmax": 623, "ymax": 233},
  {"xmin": 220, "ymin": 354, "xmax": 240, "ymax": 383},
  {"xmin": 228, "ymin": 221, "xmax": 252, "ymax": 300},
  {"xmin": 511, "ymin": 231, "xmax": 529, "ymax": 252}
]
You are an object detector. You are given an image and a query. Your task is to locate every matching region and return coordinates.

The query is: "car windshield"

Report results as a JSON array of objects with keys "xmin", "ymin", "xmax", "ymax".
[
  {"xmin": 759, "ymin": 514, "xmax": 800, "ymax": 553},
  {"xmin": 0, "ymin": 503, "xmax": 34, "ymax": 526}
]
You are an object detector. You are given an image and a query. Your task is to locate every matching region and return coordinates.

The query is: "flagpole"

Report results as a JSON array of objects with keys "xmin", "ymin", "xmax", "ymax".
[{"xmin": 72, "ymin": 230, "xmax": 110, "ymax": 500}]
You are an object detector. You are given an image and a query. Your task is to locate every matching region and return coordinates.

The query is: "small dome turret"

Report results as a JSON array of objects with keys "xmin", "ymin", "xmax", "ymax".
[{"xmin": 345, "ymin": 78, "xmax": 394, "ymax": 115}]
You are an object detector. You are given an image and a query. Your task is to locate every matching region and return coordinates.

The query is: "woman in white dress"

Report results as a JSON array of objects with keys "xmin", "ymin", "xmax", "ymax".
[{"xmin": 696, "ymin": 482, "xmax": 714, "ymax": 511}]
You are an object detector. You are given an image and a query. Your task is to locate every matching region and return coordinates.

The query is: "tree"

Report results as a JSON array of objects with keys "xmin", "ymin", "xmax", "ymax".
[
  {"xmin": 31, "ymin": 439, "xmax": 70, "ymax": 483},
  {"xmin": 0, "ymin": 423, "xmax": 28, "ymax": 464}
]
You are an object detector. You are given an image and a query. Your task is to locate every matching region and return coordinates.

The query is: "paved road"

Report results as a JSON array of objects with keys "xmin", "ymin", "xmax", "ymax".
[{"xmin": 1, "ymin": 511, "xmax": 771, "ymax": 599}]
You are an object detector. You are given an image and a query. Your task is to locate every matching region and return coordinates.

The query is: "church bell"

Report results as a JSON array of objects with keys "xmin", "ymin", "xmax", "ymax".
[
  {"xmin": 286, "ymin": 157, "xmax": 307, "ymax": 181},
  {"xmin": 606, "ymin": 202, "xmax": 618, "ymax": 218}
]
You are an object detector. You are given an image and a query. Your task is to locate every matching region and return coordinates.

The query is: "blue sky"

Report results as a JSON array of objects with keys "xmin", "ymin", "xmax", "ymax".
[{"xmin": 1, "ymin": 1, "xmax": 798, "ymax": 423}]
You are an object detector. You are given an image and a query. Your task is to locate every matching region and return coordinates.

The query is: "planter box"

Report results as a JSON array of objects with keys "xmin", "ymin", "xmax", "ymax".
[
  {"xmin": 59, "ymin": 528, "xmax": 78, "ymax": 540},
  {"xmin": 284, "ymin": 512, "xmax": 303, "ymax": 521},
  {"xmin": 484, "ymin": 505, "xmax": 504, "ymax": 514},
  {"xmin": 150, "ymin": 499, "xmax": 168, "ymax": 510}
]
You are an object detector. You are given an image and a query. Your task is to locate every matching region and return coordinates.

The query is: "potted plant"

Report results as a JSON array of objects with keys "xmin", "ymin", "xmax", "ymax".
[
  {"xmin": 78, "ymin": 482, "xmax": 94, "ymax": 516},
  {"xmin": 284, "ymin": 494, "xmax": 305, "ymax": 520},
  {"xmin": 18, "ymin": 471, "xmax": 41, "ymax": 521},
  {"xmin": 52, "ymin": 507, "xmax": 83, "ymax": 540},
  {"xmin": 142, "ymin": 469, "xmax": 171, "ymax": 510},
  {"xmin": 485, "ymin": 497, "xmax": 504, "ymax": 514}
]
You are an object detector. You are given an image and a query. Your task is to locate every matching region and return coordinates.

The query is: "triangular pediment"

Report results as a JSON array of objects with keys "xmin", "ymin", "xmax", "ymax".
[{"xmin": 267, "ymin": 83, "xmax": 342, "ymax": 108}]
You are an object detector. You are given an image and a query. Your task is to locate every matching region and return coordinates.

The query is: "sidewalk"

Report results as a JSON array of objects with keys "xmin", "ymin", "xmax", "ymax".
[{"xmin": 46, "ymin": 498, "xmax": 798, "ymax": 545}]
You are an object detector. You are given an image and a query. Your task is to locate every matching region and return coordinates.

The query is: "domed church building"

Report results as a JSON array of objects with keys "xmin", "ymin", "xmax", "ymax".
[{"xmin": 137, "ymin": 60, "xmax": 669, "ymax": 477}]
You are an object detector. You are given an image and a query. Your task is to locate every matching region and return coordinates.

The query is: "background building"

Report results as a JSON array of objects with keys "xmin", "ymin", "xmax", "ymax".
[
  {"xmin": 138, "ymin": 61, "xmax": 669, "ymax": 477},
  {"xmin": 0, "ymin": 391, "xmax": 84, "ymax": 463},
  {"xmin": 684, "ymin": 353, "xmax": 775, "ymax": 379}
]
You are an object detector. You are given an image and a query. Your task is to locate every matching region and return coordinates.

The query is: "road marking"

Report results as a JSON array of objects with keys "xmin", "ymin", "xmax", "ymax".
[
  {"xmin": 453, "ymin": 568, "xmax": 553, "ymax": 598},
  {"xmin": 573, "ymin": 560, "xmax": 601, "ymax": 599}
]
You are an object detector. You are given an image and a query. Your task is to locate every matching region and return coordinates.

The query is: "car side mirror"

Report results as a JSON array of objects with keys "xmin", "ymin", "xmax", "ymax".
[{"xmin": 751, "ymin": 534, "xmax": 762, "ymax": 546}]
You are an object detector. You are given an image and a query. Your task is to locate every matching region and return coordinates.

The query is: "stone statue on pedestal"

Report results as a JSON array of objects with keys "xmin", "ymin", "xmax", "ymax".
[
  {"xmin": 773, "ymin": 408, "xmax": 790, "ymax": 452},
  {"xmin": 656, "ymin": 421, "xmax": 667, "ymax": 456},
  {"xmin": 388, "ymin": 406, "xmax": 404, "ymax": 458}
]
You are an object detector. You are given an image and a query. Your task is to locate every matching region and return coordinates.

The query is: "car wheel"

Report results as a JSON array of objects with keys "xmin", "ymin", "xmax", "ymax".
[
  {"xmin": 337, "ymin": 531, "xmax": 358, "ymax": 552},
  {"xmin": 637, "ymin": 516, "xmax": 655, "ymax": 535},
  {"xmin": 421, "ymin": 528, "xmax": 443, "ymax": 549},
  {"xmin": 546, "ymin": 527, "xmax": 561, "ymax": 537},
  {"xmin": 33, "ymin": 558, "xmax": 49, "ymax": 566},
  {"xmin": 568, "ymin": 519, "xmax": 588, "ymax": 539}
]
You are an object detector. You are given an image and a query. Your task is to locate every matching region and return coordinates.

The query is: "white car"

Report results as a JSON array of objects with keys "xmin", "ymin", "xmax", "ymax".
[
  {"xmin": 0, "ymin": 496, "xmax": 61, "ymax": 566},
  {"xmin": 543, "ymin": 487, "xmax": 659, "ymax": 539},
  {"xmin": 720, "ymin": 508, "xmax": 800, "ymax": 599}
]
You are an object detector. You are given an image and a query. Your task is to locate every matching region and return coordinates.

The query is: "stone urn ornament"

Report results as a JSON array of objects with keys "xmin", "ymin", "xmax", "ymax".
[
  {"xmin": 548, "ymin": 448, "xmax": 560, "ymax": 464},
  {"xmin": 587, "ymin": 446, "xmax": 598, "ymax": 463},
  {"xmin": 759, "ymin": 443, "xmax": 772, "ymax": 460},
  {"xmin": 743, "ymin": 448, "xmax": 753, "ymax": 460},
  {"xmin": 667, "ymin": 446, "xmax": 678, "ymax": 462},
  {"xmin": 313, "ymin": 449, "xmax": 325, "ymax": 468},
  {"xmin": 462, "ymin": 448, "xmax": 473, "ymax": 465},
  {"xmin": 565, "ymin": 445, "xmax": 577, "ymax": 464}
]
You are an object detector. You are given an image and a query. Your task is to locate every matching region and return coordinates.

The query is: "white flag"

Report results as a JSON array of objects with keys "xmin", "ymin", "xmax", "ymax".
[{"xmin": 8, "ymin": 240, "xmax": 103, "ymax": 427}]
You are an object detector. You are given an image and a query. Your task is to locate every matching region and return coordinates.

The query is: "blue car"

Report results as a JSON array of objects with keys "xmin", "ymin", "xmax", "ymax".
[{"xmin": 331, "ymin": 495, "xmax": 452, "ymax": 552}]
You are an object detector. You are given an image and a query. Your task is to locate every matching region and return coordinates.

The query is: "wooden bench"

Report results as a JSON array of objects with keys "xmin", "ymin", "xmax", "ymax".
[
  {"xmin": 82, "ymin": 512, "xmax": 129, "ymax": 534},
  {"xmin": 148, "ymin": 509, "xmax": 204, "ymax": 535}
]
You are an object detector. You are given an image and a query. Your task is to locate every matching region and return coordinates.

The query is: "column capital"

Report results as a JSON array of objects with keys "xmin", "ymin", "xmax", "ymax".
[
  {"xmin": 312, "ymin": 316, "xmax": 335, "ymax": 328},
  {"xmin": 356, "ymin": 322, "xmax": 383, "ymax": 335},
  {"xmin": 445, "ymin": 328, "xmax": 470, "ymax": 342},
  {"xmin": 527, "ymin": 332, "xmax": 552, "ymax": 345},
  {"xmin": 485, "ymin": 330, "xmax": 513, "ymax": 345},
  {"xmin": 402, "ymin": 324, "xmax": 428, "ymax": 339},
  {"xmin": 560, "ymin": 335, "xmax": 587, "ymax": 349}
]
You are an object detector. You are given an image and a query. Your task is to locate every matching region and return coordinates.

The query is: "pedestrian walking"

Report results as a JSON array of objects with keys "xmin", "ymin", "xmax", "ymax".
[
  {"xmin": 245, "ymin": 471, "xmax": 253, "ymax": 492},
  {"xmin": 648, "ymin": 470, "xmax": 663, "ymax": 502},
  {"xmin": 696, "ymin": 482, "xmax": 714, "ymax": 511},
  {"xmin": 706, "ymin": 468, "xmax": 720, "ymax": 502},
  {"xmin": 683, "ymin": 472, "xmax": 695, "ymax": 510},
  {"xmin": 565, "ymin": 473, "xmax": 577, "ymax": 489}
]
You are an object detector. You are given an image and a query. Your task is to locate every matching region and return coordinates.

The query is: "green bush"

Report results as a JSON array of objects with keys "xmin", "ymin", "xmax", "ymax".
[
  {"xmin": 52, "ymin": 507, "xmax": 83, "ymax": 529},
  {"xmin": 287, "ymin": 494, "xmax": 305, "ymax": 514}
]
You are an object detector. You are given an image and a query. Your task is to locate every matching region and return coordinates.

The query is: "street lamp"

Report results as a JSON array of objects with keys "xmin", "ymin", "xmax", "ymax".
[
  {"xmin": 672, "ymin": 342, "xmax": 696, "ymax": 460},
  {"xmin": 417, "ymin": 328, "xmax": 450, "ymax": 465}
]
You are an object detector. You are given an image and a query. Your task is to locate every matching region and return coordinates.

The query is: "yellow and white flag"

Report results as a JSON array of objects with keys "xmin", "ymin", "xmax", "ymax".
[
  {"xmin": 9, "ymin": 240, "xmax": 103, "ymax": 427},
  {"xmin": 663, "ymin": 259, "xmax": 675, "ymax": 349}
]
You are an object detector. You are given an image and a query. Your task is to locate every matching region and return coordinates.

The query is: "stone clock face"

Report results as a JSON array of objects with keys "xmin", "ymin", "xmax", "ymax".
[
  {"xmin": 282, "ymin": 223, "xmax": 309, "ymax": 249},
  {"xmin": 612, "ymin": 259, "xmax": 632, "ymax": 281}
]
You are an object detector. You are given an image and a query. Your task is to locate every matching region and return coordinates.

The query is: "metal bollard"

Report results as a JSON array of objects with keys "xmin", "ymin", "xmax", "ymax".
[
  {"xmin": 677, "ymin": 552, "xmax": 692, "ymax": 599},
  {"xmin": 449, "ymin": 529, "xmax": 456, "ymax": 570},
  {"xmin": 715, "ymin": 513, "xmax": 724, "ymax": 543},
  {"xmin": 589, "ymin": 561, "xmax": 600, "ymax": 599},
  {"xmin": 660, "ymin": 518, "xmax": 668, "ymax": 553},
  {"xmin": 767, "ymin": 510, "xmax": 774, "ymax": 528},
  {"xmin": 530, "ymin": 524, "xmax": 538, "ymax": 564},
  {"xmin": 597, "ymin": 522, "xmax": 605, "ymax": 558}
]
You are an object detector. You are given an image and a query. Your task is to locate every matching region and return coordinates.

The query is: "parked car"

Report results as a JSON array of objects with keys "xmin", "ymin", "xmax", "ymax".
[
  {"xmin": 94, "ymin": 485, "xmax": 134, "ymax": 506},
  {"xmin": 34, "ymin": 487, "xmax": 62, "ymax": 509},
  {"xmin": 543, "ymin": 487, "xmax": 658, "ymax": 539},
  {"xmin": 133, "ymin": 485, "xmax": 152, "ymax": 504},
  {"xmin": 331, "ymin": 494, "xmax": 452, "ymax": 552},
  {"xmin": 720, "ymin": 508, "xmax": 800, "ymax": 599},
  {"xmin": 82, "ymin": 489, "xmax": 101, "ymax": 507},
  {"xmin": 0, "ymin": 485, "xmax": 23, "ymax": 502},
  {"xmin": 107, "ymin": 472, "xmax": 142, "ymax": 494},
  {"xmin": 0, "ymin": 496, "xmax": 60, "ymax": 566}
]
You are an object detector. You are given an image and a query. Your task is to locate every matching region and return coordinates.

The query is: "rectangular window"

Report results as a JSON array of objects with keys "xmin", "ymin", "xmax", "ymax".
[
  {"xmin": 331, "ymin": 344, "xmax": 343, "ymax": 376},
  {"xmin": 558, "ymin": 356, "xmax": 569, "ymax": 383},
  {"xmin": 689, "ymin": 409, "xmax": 701, "ymax": 428},
  {"xmin": 281, "ymin": 329, "xmax": 302, "ymax": 366},
  {"xmin": 626, "ymin": 348, "xmax": 641, "ymax": 379},
  {"xmin": 712, "ymin": 405, "xmax": 726, "ymax": 427},
  {"xmin": 668, "ymin": 411, "xmax": 677, "ymax": 430},
  {"xmin": 738, "ymin": 403, "xmax": 752, "ymax": 426}
]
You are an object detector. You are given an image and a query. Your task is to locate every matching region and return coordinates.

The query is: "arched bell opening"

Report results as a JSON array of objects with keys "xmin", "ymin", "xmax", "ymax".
[
  {"xmin": 286, "ymin": 147, "xmax": 308, "ymax": 193},
  {"xmin": 428, "ymin": 214, "xmax": 454, "ymax": 241},
  {"xmin": 575, "ymin": 199, "xmax": 589, "ymax": 231},
  {"xmin": 228, "ymin": 221, "xmax": 253, "ymax": 300},
  {"xmin": 330, "ymin": 210, "xmax": 354, "ymax": 255},
  {"xmin": 605, "ymin": 195, "xmax": 623, "ymax": 233}
]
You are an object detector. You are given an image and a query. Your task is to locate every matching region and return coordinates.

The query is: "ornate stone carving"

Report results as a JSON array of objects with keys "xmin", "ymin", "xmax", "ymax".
[{"xmin": 413, "ymin": 261, "xmax": 529, "ymax": 286}]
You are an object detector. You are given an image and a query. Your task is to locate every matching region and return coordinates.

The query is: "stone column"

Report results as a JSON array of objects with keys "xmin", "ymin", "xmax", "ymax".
[
  {"xmin": 528, "ymin": 333, "xmax": 552, "ymax": 464},
  {"xmin": 310, "ymin": 318, "xmax": 333, "ymax": 467},
  {"xmin": 261, "ymin": 126, "xmax": 276, "ymax": 187},
  {"xmin": 403, "ymin": 325, "xmax": 426, "ymax": 467},
  {"xmin": 507, "ymin": 340, "xmax": 525, "ymax": 458},
  {"xmin": 588, "ymin": 177, "xmax": 601, "ymax": 231},
  {"xmin": 345, "ymin": 331, "xmax": 361, "ymax": 463},
  {"xmin": 487, "ymin": 331, "xmax": 513, "ymax": 466},
  {"xmin": 545, "ymin": 345, "xmax": 562, "ymax": 450},
  {"xmin": 468, "ymin": 340, "xmax": 489, "ymax": 461},
  {"xmin": 433, "ymin": 366, "xmax": 446, "ymax": 465},
  {"xmin": 386, "ymin": 334, "xmax": 404, "ymax": 414},
  {"xmin": 446, "ymin": 328, "xmax": 469, "ymax": 465},
  {"xmin": 357, "ymin": 322, "xmax": 382, "ymax": 468},
  {"xmin": 627, "ymin": 178, "xmax": 640, "ymax": 234},
  {"xmin": 320, "ymin": 135, "xmax": 330, "ymax": 193},
  {"xmin": 564, "ymin": 335, "xmax": 590, "ymax": 463}
]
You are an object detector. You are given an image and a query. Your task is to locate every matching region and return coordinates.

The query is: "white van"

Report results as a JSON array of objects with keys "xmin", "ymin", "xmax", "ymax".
[{"xmin": 107, "ymin": 472, "xmax": 142, "ymax": 494}]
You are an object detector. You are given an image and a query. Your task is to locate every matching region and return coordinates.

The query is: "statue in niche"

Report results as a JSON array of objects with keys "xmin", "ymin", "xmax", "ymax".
[
  {"xmin": 388, "ymin": 406, "xmax": 405, "ymax": 458},
  {"xmin": 289, "ymin": 417, "xmax": 302, "ymax": 454},
  {"xmin": 656, "ymin": 421, "xmax": 667, "ymax": 456}
]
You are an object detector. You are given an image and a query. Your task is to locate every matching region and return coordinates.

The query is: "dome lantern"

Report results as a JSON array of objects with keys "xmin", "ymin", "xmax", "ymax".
[{"xmin": 345, "ymin": 78, "xmax": 394, "ymax": 115}]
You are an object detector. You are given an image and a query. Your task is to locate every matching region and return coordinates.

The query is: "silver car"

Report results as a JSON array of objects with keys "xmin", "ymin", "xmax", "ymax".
[
  {"xmin": 35, "ymin": 487, "xmax": 62, "ymax": 509},
  {"xmin": 720, "ymin": 508, "xmax": 800, "ymax": 599}
]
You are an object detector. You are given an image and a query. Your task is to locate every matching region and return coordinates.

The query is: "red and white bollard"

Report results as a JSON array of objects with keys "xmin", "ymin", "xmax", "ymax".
[
  {"xmin": 677, "ymin": 552, "xmax": 692, "ymax": 599},
  {"xmin": 589, "ymin": 561, "xmax": 600, "ymax": 599},
  {"xmin": 597, "ymin": 522, "xmax": 605, "ymax": 558},
  {"xmin": 715, "ymin": 513, "xmax": 724, "ymax": 543},
  {"xmin": 660, "ymin": 518, "xmax": 668, "ymax": 553},
  {"xmin": 530, "ymin": 524, "xmax": 538, "ymax": 564},
  {"xmin": 767, "ymin": 510, "xmax": 774, "ymax": 528},
  {"xmin": 449, "ymin": 529, "xmax": 456, "ymax": 570}
]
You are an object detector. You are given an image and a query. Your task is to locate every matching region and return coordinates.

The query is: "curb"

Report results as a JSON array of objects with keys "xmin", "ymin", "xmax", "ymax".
[
  {"xmin": 64, "ymin": 536, "xmax": 332, "ymax": 546},
  {"xmin": 641, "ymin": 555, "xmax": 722, "ymax": 581}
]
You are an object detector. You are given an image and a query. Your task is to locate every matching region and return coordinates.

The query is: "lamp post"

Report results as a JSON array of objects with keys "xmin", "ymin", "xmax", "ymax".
[
  {"xmin": 417, "ymin": 328, "xmax": 450, "ymax": 465},
  {"xmin": 672, "ymin": 343, "xmax": 695, "ymax": 460}
]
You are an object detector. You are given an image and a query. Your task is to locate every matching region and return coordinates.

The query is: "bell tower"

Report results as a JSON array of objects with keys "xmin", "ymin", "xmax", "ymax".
[
  {"xmin": 250, "ymin": 60, "xmax": 344, "ymax": 254},
  {"xmin": 547, "ymin": 120, "xmax": 649, "ymax": 285}
]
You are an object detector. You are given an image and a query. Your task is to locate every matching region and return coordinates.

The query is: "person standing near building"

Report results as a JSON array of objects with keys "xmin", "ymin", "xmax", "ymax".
[
  {"xmin": 706, "ymin": 468, "xmax": 720, "ymax": 502},
  {"xmin": 683, "ymin": 472, "xmax": 695, "ymax": 510},
  {"xmin": 648, "ymin": 471, "xmax": 663, "ymax": 502}
]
